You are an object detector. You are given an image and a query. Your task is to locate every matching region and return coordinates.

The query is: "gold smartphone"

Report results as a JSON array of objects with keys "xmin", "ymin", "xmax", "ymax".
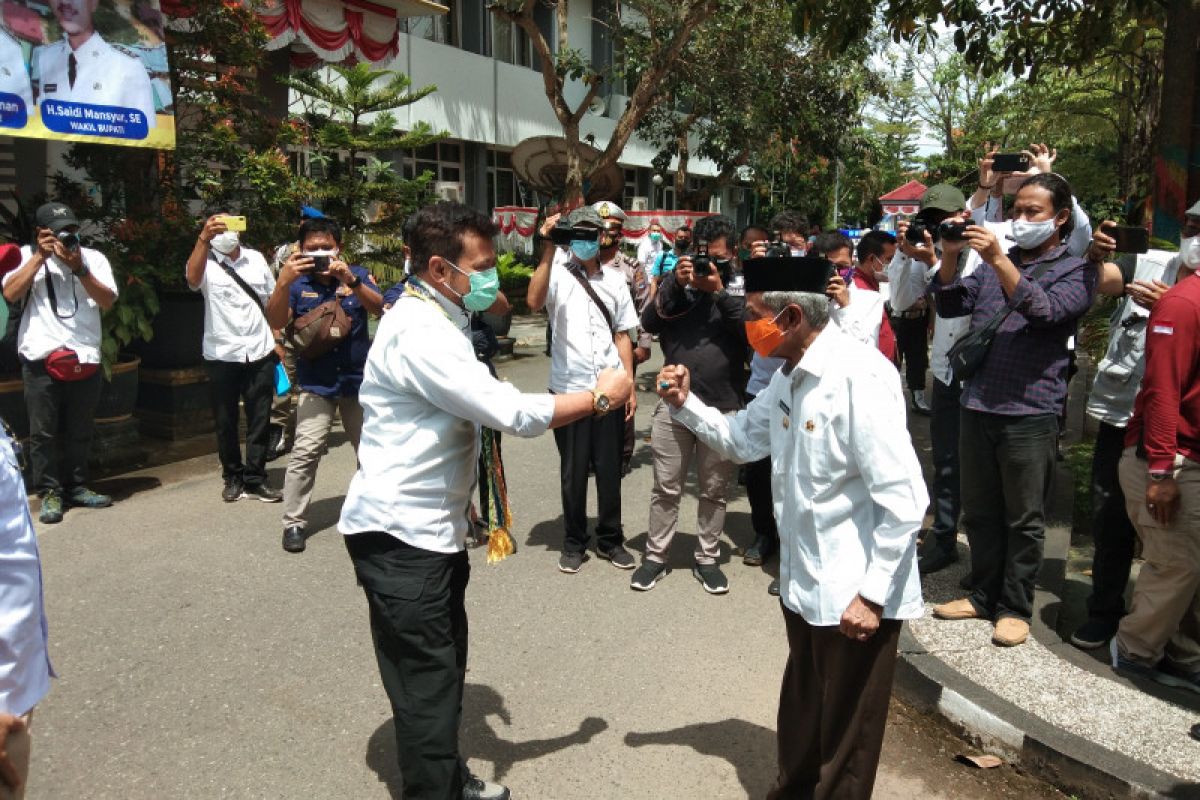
[{"xmin": 222, "ymin": 215, "xmax": 247, "ymax": 232}]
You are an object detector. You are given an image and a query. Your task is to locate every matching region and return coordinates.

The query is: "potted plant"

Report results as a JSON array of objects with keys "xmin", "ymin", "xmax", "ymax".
[{"xmin": 495, "ymin": 251, "xmax": 534, "ymax": 326}]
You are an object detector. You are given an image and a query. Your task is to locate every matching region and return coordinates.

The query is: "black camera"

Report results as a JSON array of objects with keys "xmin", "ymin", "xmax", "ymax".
[
  {"xmin": 904, "ymin": 220, "xmax": 938, "ymax": 245},
  {"xmin": 550, "ymin": 225, "xmax": 599, "ymax": 246},
  {"xmin": 691, "ymin": 239, "xmax": 712, "ymax": 276},
  {"xmin": 310, "ymin": 255, "xmax": 331, "ymax": 273},
  {"xmin": 937, "ymin": 221, "xmax": 968, "ymax": 242},
  {"xmin": 764, "ymin": 231, "xmax": 790, "ymax": 258},
  {"xmin": 57, "ymin": 231, "xmax": 80, "ymax": 252}
]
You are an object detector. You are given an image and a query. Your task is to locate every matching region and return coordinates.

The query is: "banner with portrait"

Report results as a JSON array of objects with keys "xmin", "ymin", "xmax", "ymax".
[{"xmin": 0, "ymin": 0, "xmax": 174, "ymax": 149}]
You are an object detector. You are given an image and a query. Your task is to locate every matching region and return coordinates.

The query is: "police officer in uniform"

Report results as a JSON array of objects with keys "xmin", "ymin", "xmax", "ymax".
[
  {"xmin": 0, "ymin": 28, "xmax": 32, "ymax": 112},
  {"xmin": 32, "ymin": 0, "xmax": 156, "ymax": 128}
]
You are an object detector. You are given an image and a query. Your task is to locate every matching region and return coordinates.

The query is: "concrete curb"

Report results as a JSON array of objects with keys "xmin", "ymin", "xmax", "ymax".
[{"xmin": 895, "ymin": 623, "xmax": 1200, "ymax": 800}]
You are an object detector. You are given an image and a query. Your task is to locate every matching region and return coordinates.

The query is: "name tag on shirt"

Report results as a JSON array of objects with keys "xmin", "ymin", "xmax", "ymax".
[{"xmin": 300, "ymin": 291, "xmax": 319, "ymax": 298}]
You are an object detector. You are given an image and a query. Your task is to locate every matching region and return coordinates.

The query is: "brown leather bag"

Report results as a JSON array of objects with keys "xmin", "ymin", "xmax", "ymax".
[{"xmin": 285, "ymin": 299, "xmax": 353, "ymax": 360}]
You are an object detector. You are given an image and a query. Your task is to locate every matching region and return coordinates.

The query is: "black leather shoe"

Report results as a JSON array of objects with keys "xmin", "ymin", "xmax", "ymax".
[
  {"xmin": 918, "ymin": 546, "xmax": 958, "ymax": 575},
  {"xmin": 767, "ymin": 578, "xmax": 780, "ymax": 596},
  {"xmin": 743, "ymin": 535, "xmax": 776, "ymax": 566},
  {"xmin": 245, "ymin": 484, "xmax": 283, "ymax": 503},
  {"xmin": 282, "ymin": 526, "xmax": 306, "ymax": 553}
]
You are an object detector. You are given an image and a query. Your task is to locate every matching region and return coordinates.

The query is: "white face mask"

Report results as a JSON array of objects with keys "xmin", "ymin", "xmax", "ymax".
[
  {"xmin": 1180, "ymin": 234, "xmax": 1200, "ymax": 268},
  {"xmin": 210, "ymin": 231, "xmax": 240, "ymax": 256},
  {"xmin": 1011, "ymin": 218, "xmax": 1058, "ymax": 250}
]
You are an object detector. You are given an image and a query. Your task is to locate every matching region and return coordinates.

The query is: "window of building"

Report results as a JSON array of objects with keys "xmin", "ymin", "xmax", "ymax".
[
  {"xmin": 621, "ymin": 168, "xmax": 638, "ymax": 210},
  {"xmin": 488, "ymin": 149, "xmax": 517, "ymax": 210},
  {"xmin": 405, "ymin": 3, "xmax": 458, "ymax": 47},
  {"xmin": 404, "ymin": 141, "xmax": 464, "ymax": 185},
  {"xmin": 487, "ymin": 4, "xmax": 551, "ymax": 68}
]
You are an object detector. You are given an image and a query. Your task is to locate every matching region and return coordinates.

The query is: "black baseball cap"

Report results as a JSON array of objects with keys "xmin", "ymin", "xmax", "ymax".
[{"xmin": 35, "ymin": 202, "xmax": 80, "ymax": 233}]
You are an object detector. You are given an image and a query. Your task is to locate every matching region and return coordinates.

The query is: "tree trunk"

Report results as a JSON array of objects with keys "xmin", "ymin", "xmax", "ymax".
[{"xmin": 1151, "ymin": 0, "xmax": 1200, "ymax": 239}]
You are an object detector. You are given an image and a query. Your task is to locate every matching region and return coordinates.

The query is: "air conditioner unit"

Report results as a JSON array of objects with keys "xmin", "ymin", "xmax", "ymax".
[
  {"xmin": 435, "ymin": 181, "xmax": 464, "ymax": 202},
  {"xmin": 630, "ymin": 196, "xmax": 649, "ymax": 211},
  {"xmin": 708, "ymin": 195, "xmax": 722, "ymax": 213}
]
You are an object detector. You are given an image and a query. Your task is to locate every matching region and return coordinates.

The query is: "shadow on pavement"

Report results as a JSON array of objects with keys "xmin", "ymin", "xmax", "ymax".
[
  {"xmin": 92, "ymin": 474, "xmax": 161, "ymax": 502},
  {"xmin": 304, "ymin": 494, "xmax": 349, "ymax": 538},
  {"xmin": 365, "ymin": 683, "xmax": 608, "ymax": 797},
  {"xmin": 624, "ymin": 719, "xmax": 777, "ymax": 798}
]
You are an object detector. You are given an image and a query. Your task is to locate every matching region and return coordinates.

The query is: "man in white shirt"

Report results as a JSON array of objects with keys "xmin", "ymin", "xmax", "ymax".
[
  {"xmin": 32, "ymin": 0, "xmax": 157, "ymax": 130},
  {"xmin": 656, "ymin": 256, "xmax": 926, "ymax": 800},
  {"xmin": 528, "ymin": 205, "xmax": 639, "ymax": 575},
  {"xmin": 0, "ymin": 419, "xmax": 53, "ymax": 800},
  {"xmin": 185, "ymin": 214, "xmax": 282, "ymax": 504},
  {"xmin": 0, "ymin": 28, "xmax": 33, "ymax": 114},
  {"xmin": 887, "ymin": 184, "xmax": 973, "ymax": 575},
  {"xmin": 338, "ymin": 202, "xmax": 631, "ymax": 800},
  {"xmin": 635, "ymin": 220, "xmax": 665, "ymax": 278},
  {"xmin": 2, "ymin": 202, "xmax": 117, "ymax": 524}
]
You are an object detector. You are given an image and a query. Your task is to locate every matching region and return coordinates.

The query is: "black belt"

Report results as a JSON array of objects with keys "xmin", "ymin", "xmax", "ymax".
[{"xmin": 890, "ymin": 307, "xmax": 927, "ymax": 320}]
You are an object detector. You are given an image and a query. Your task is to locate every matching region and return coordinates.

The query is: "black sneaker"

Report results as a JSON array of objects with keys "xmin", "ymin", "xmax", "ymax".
[
  {"xmin": 244, "ymin": 483, "xmax": 283, "ymax": 503},
  {"xmin": 767, "ymin": 578, "xmax": 780, "ymax": 596},
  {"xmin": 463, "ymin": 774, "xmax": 510, "ymax": 800},
  {"xmin": 1157, "ymin": 660, "xmax": 1200, "ymax": 695},
  {"xmin": 598, "ymin": 544, "xmax": 636, "ymax": 570},
  {"xmin": 693, "ymin": 563, "xmax": 729, "ymax": 595},
  {"xmin": 558, "ymin": 552, "xmax": 584, "ymax": 574},
  {"xmin": 1110, "ymin": 638, "xmax": 1162, "ymax": 683},
  {"xmin": 221, "ymin": 479, "xmax": 244, "ymax": 503},
  {"xmin": 282, "ymin": 526, "xmax": 306, "ymax": 553},
  {"xmin": 630, "ymin": 560, "xmax": 667, "ymax": 591},
  {"xmin": 1069, "ymin": 618, "xmax": 1117, "ymax": 651}
]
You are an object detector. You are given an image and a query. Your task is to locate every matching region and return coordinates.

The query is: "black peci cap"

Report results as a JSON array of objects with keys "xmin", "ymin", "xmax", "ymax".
[{"xmin": 743, "ymin": 256, "xmax": 835, "ymax": 294}]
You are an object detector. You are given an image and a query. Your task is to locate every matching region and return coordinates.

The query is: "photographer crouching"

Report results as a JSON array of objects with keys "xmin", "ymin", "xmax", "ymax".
[
  {"xmin": 2, "ymin": 202, "xmax": 117, "ymax": 524},
  {"xmin": 266, "ymin": 218, "xmax": 382, "ymax": 553}
]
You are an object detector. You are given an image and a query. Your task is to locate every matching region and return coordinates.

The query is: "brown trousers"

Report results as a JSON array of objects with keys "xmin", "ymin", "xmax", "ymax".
[{"xmin": 767, "ymin": 606, "xmax": 901, "ymax": 800}]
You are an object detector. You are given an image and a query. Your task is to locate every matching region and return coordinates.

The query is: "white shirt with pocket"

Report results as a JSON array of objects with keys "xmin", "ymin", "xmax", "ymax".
[
  {"xmin": 338, "ymin": 281, "xmax": 557, "ymax": 553},
  {"xmin": 671, "ymin": 324, "xmax": 927, "ymax": 625},
  {"xmin": 545, "ymin": 254, "xmax": 638, "ymax": 394},
  {"xmin": 189, "ymin": 248, "xmax": 275, "ymax": 363},
  {"xmin": 5, "ymin": 245, "xmax": 117, "ymax": 364}
]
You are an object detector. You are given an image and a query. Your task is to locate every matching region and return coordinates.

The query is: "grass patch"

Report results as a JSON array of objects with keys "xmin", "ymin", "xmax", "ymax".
[{"xmin": 1064, "ymin": 439, "xmax": 1095, "ymax": 540}]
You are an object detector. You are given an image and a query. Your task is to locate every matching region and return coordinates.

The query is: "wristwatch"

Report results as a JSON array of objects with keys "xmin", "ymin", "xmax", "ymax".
[
  {"xmin": 1148, "ymin": 471, "xmax": 1172, "ymax": 482},
  {"xmin": 347, "ymin": 275, "xmax": 363, "ymax": 289},
  {"xmin": 72, "ymin": 263, "xmax": 90, "ymax": 279},
  {"xmin": 591, "ymin": 389, "xmax": 612, "ymax": 416}
]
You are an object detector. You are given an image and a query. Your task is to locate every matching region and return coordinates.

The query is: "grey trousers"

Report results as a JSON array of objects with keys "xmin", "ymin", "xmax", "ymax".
[
  {"xmin": 645, "ymin": 400, "xmax": 736, "ymax": 566},
  {"xmin": 281, "ymin": 391, "xmax": 363, "ymax": 529}
]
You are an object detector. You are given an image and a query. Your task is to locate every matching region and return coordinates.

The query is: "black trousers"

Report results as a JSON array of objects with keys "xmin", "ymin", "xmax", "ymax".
[
  {"xmin": 553, "ymin": 411, "xmax": 624, "ymax": 554},
  {"xmin": 22, "ymin": 359, "xmax": 102, "ymax": 496},
  {"xmin": 890, "ymin": 313, "xmax": 929, "ymax": 392},
  {"xmin": 204, "ymin": 356, "xmax": 275, "ymax": 487},
  {"xmin": 1085, "ymin": 421, "xmax": 1137, "ymax": 625},
  {"xmin": 927, "ymin": 379, "xmax": 962, "ymax": 552},
  {"xmin": 960, "ymin": 408, "xmax": 1058, "ymax": 621},
  {"xmin": 744, "ymin": 393, "xmax": 778, "ymax": 543},
  {"xmin": 345, "ymin": 532, "xmax": 471, "ymax": 800},
  {"xmin": 766, "ymin": 606, "xmax": 901, "ymax": 800}
]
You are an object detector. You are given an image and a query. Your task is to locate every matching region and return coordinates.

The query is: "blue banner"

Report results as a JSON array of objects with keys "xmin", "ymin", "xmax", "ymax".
[
  {"xmin": 40, "ymin": 99, "xmax": 149, "ymax": 140},
  {"xmin": 0, "ymin": 92, "xmax": 26, "ymax": 129}
]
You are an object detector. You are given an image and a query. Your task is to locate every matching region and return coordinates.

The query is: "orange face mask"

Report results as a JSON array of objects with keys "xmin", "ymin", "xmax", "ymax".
[{"xmin": 745, "ymin": 309, "xmax": 788, "ymax": 358}]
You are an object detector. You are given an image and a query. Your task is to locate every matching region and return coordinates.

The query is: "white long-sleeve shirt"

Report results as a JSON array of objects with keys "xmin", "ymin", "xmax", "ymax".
[
  {"xmin": 829, "ymin": 283, "xmax": 885, "ymax": 348},
  {"xmin": 338, "ymin": 280, "xmax": 556, "ymax": 553},
  {"xmin": 888, "ymin": 245, "xmax": 980, "ymax": 387},
  {"xmin": 671, "ymin": 325, "xmax": 927, "ymax": 625}
]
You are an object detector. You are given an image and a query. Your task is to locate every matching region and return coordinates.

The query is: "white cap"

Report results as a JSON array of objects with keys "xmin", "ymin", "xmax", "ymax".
[{"xmin": 592, "ymin": 201, "xmax": 625, "ymax": 222}]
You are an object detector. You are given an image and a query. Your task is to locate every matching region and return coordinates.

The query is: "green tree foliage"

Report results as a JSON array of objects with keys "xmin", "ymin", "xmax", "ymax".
[
  {"xmin": 635, "ymin": 0, "xmax": 871, "ymax": 213},
  {"xmin": 281, "ymin": 64, "xmax": 445, "ymax": 284}
]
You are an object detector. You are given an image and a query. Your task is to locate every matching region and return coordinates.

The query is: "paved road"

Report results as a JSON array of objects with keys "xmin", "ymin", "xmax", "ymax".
[{"xmin": 29, "ymin": 346, "xmax": 1059, "ymax": 799}]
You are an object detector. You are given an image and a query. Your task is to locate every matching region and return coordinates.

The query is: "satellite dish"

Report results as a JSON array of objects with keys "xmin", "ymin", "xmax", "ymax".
[{"xmin": 510, "ymin": 136, "xmax": 625, "ymax": 204}]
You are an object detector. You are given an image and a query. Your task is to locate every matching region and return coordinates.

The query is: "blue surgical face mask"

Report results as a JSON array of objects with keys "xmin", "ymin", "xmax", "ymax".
[
  {"xmin": 445, "ymin": 259, "xmax": 500, "ymax": 312},
  {"xmin": 570, "ymin": 239, "xmax": 600, "ymax": 261}
]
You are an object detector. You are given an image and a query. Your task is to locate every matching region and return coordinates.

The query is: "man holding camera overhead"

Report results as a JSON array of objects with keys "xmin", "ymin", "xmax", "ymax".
[
  {"xmin": 2, "ymin": 202, "xmax": 117, "ymax": 524},
  {"xmin": 266, "ymin": 217, "xmax": 381, "ymax": 554},
  {"xmin": 528, "ymin": 205, "xmax": 639, "ymax": 575},
  {"xmin": 186, "ymin": 213, "xmax": 283, "ymax": 505}
]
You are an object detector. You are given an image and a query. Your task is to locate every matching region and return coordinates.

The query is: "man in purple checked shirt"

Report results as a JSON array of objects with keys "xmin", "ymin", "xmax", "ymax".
[{"xmin": 928, "ymin": 172, "xmax": 1097, "ymax": 648}]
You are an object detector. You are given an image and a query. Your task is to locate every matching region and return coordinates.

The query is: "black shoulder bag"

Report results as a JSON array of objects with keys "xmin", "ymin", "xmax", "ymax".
[{"xmin": 945, "ymin": 260, "xmax": 1053, "ymax": 382}]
